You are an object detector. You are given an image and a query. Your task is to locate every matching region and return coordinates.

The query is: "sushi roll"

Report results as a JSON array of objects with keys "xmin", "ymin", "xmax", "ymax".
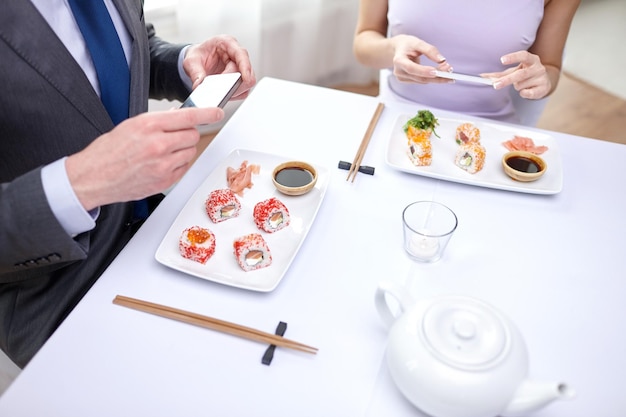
[
  {"xmin": 455, "ymin": 123, "xmax": 481, "ymax": 145},
  {"xmin": 406, "ymin": 131, "xmax": 433, "ymax": 167},
  {"xmin": 403, "ymin": 110, "xmax": 439, "ymax": 167},
  {"xmin": 179, "ymin": 226, "xmax": 216, "ymax": 264},
  {"xmin": 253, "ymin": 197, "xmax": 291, "ymax": 233},
  {"xmin": 205, "ymin": 189, "xmax": 241, "ymax": 223},
  {"xmin": 233, "ymin": 233, "xmax": 273, "ymax": 271},
  {"xmin": 455, "ymin": 142, "xmax": 486, "ymax": 174}
]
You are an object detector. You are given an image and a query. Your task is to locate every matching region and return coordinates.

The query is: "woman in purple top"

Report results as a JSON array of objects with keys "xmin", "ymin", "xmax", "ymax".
[{"xmin": 353, "ymin": 0, "xmax": 580, "ymax": 125}]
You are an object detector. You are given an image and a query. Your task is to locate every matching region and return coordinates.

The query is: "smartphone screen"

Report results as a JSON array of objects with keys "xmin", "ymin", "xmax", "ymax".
[{"xmin": 180, "ymin": 72, "xmax": 243, "ymax": 109}]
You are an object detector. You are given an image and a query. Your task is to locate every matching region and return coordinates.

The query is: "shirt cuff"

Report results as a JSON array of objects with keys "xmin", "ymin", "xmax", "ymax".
[
  {"xmin": 178, "ymin": 45, "xmax": 193, "ymax": 92},
  {"xmin": 41, "ymin": 157, "xmax": 99, "ymax": 237}
]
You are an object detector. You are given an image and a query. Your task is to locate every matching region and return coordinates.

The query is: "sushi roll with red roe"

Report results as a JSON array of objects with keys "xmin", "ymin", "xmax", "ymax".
[
  {"xmin": 253, "ymin": 197, "xmax": 290, "ymax": 233},
  {"xmin": 205, "ymin": 189, "xmax": 241, "ymax": 223},
  {"xmin": 179, "ymin": 226, "xmax": 216, "ymax": 264},
  {"xmin": 233, "ymin": 233, "xmax": 272, "ymax": 271}
]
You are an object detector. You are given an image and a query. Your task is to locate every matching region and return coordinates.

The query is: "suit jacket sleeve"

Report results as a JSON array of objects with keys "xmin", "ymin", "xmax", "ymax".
[
  {"xmin": 0, "ymin": 170, "xmax": 91, "ymax": 281},
  {"xmin": 147, "ymin": 23, "xmax": 191, "ymax": 102}
]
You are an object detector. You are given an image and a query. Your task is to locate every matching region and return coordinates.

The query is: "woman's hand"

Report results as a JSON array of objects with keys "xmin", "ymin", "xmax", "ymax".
[
  {"xmin": 183, "ymin": 35, "xmax": 257, "ymax": 100},
  {"xmin": 390, "ymin": 34, "xmax": 453, "ymax": 84},
  {"xmin": 483, "ymin": 50, "xmax": 552, "ymax": 100}
]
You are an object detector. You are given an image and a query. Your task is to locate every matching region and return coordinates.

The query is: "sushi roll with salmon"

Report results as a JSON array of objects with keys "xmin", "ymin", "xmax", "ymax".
[
  {"xmin": 179, "ymin": 226, "xmax": 216, "ymax": 264},
  {"xmin": 455, "ymin": 142, "xmax": 486, "ymax": 174},
  {"xmin": 233, "ymin": 233, "xmax": 272, "ymax": 271},
  {"xmin": 455, "ymin": 123, "xmax": 481, "ymax": 145},
  {"xmin": 253, "ymin": 197, "xmax": 291, "ymax": 233},
  {"xmin": 205, "ymin": 189, "xmax": 241, "ymax": 223}
]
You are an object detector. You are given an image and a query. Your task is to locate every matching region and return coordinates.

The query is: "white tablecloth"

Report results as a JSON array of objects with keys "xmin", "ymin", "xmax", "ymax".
[{"xmin": 0, "ymin": 78, "xmax": 624, "ymax": 417}]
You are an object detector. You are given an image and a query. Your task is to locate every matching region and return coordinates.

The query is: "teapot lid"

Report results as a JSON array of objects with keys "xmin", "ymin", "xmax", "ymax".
[{"xmin": 421, "ymin": 297, "xmax": 511, "ymax": 371}]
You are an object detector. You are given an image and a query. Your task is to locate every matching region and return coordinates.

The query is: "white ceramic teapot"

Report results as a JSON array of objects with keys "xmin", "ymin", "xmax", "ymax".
[{"xmin": 375, "ymin": 280, "xmax": 574, "ymax": 417}]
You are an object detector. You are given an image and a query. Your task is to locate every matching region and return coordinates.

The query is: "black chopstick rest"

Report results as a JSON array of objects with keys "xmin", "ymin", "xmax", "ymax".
[
  {"xmin": 262, "ymin": 321, "xmax": 287, "ymax": 365},
  {"xmin": 338, "ymin": 160, "xmax": 375, "ymax": 175}
]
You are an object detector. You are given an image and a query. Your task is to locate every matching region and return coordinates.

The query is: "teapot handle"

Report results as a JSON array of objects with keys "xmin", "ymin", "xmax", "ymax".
[{"xmin": 375, "ymin": 280, "xmax": 415, "ymax": 328}]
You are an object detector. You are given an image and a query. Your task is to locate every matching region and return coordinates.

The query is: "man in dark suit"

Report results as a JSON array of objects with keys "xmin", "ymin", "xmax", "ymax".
[{"xmin": 0, "ymin": 1, "xmax": 256, "ymax": 368}]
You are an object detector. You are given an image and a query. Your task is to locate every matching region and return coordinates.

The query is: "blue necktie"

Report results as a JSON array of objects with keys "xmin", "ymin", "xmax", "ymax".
[
  {"xmin": 69, "ymin": 1, "xmax": 148, "ymax": 221},
  {"xmin": 69, "ymin": 0, "xmax": 130, "ymax": 125}
]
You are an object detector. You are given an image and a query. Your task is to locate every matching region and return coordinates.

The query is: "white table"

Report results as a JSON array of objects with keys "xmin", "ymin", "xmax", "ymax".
[{"xmin": 1, "ymin": 78, "xmax": 624, "ymax": 416}]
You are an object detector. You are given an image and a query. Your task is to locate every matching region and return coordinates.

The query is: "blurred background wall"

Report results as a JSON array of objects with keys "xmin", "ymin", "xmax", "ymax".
[{"xmin": 144, "ymin": 0, "xmax": 377, "ymax": 131}]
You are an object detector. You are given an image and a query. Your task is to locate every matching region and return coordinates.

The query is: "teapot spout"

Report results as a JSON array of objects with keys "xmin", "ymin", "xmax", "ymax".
[{"xmin": 501, "ymin": 380, "xmax": 575, "ymax": 417}]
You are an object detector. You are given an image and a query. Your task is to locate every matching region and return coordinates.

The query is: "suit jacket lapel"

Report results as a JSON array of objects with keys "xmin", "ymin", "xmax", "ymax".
[
  {"xmin": 111, "ymin": 0, "xmax": 140, "ymax": 41},
  {"xmin": 111, "ymin": 0, "xmax": 149, "ymax": 116},
  {"xmin": 0, "ymin": 2, "xmax": 115, "ymax": 133}
]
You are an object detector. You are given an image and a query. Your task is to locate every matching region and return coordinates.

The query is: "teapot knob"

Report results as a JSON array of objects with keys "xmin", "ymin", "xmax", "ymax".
[
  {"xmin": 422, "ymin": 297, "xmax": 512, "ymax": 371},
  {"xmin": 453, "ymin": 318, "xmax": 476, "ymax": 340}
]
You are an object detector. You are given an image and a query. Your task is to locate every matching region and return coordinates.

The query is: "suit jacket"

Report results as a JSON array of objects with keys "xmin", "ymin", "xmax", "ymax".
[{"xmin": 0, "ymin": 1, "xmax": 191, "ymax": 367}]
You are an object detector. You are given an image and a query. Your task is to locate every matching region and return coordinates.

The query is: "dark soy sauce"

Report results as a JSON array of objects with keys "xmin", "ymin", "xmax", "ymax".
[
  {"xmin": 275, "ymin": 167, "xmax": 314, "ymax": 187},
  {"xmin": 505, "ymin": 156, "xmax": 542, "ymax": 173}
]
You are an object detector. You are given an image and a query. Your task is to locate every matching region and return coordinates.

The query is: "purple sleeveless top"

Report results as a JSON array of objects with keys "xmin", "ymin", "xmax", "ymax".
[{"xmin": 387, "ymin": 0, "xmax": 544, "ymax": 123}]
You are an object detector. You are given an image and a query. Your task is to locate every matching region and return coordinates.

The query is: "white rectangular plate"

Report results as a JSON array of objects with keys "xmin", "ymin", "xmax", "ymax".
[
  {"xmin": 434, "ymin": 70, "xmax": 494, "ymax": 86},
  {"xmin": 155, "ymin": 149, "xmax": 329, "ymax": 292},
  {"xmin": 385, "ymin": 115, "xmax": 563, "ymax": 194}
]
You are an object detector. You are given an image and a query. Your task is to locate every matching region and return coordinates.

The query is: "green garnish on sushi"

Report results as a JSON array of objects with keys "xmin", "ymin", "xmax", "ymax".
[{"xmin": 403, "ymin": 110, "xmax": 440, "ymax": 138}]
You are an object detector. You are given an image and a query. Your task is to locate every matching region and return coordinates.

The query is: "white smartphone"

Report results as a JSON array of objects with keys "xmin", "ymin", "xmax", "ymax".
[
  {"xmin": 434, "ymin": 70, "xmax": 494, "ymax": 86},
  {"xmin": 180, "ymin": 72, "xmax": 242, "ymax": 109}
]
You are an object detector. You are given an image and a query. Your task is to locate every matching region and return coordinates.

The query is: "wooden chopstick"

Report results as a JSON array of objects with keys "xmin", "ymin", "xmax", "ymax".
[
  {"xmin": 346, "ymin": 102, "xmax": 385, "ymax": 182},
  {"xmin": 113, "ymin": 295, "xmax": 318, "ymax": 355}
]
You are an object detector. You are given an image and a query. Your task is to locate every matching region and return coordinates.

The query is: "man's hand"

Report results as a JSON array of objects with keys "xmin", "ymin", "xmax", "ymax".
[
  {"xmin": 183, "ymin": 35, "xmax": 256, "ymax": 100},
  {"xmin": 65, "ymin": 107, "xmax": 224, "ymax": 211}
]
